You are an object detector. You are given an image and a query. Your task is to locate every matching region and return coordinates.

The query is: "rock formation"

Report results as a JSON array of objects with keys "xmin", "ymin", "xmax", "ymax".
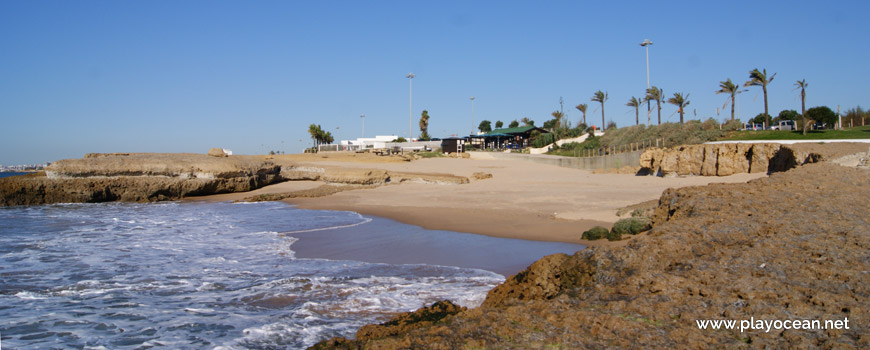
[
  {"xmin": 311, "ymin": 162, "xmax": 869, "ymax": 349},
  {"xmin": 639, "ymin": 142, "xmax": 869, "ymax": 176},
  {"xmin": 1, "ymin": 153, "xmax": 471, "ymax": 206},
  {"xmin": 1, "ymin": 153, "xmax": 282, "ymax": 206}
]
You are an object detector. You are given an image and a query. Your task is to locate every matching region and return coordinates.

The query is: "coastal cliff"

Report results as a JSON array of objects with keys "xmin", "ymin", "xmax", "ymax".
[
  {"xmin": 639, "ymin": 142, "xmax": 869, "ymax": 176},
  {"xmin": 311, "ymin": 162, "xmax": 869, "ymax": 349}
]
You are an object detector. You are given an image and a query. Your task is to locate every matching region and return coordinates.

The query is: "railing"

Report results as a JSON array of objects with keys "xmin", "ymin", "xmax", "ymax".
[{"xmin": 571, "ymin": 138, "xmax": 664, "ymax": 158}]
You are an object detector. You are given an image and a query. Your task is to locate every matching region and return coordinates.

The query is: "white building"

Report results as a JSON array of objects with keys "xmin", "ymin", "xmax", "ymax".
[{"xmin": 339, "ymin": 135, "xmax": 400, "ymax": 150}]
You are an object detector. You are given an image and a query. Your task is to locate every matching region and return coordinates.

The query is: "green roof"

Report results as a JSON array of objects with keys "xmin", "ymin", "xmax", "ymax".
[{"xmin": 485, "ymin": 126, "xmax": 548, "ymax": 136}]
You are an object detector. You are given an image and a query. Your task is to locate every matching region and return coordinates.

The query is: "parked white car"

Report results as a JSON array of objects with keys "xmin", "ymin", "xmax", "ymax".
[{"xmin": 770, "ymin": 120, "xmax": 796, "ymax": 131}]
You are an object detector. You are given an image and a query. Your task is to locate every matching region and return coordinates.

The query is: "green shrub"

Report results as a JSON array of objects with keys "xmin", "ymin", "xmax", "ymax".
[
  {"xmin": 581, "ymin": 226, "xmax": 609, "ymax": 240},
  {"xmin": 611, "ymin": 217, "xmax": 652, "ymax": 235},
  {"xmin": 605, "ymin": 230, "xmax": 622, "ymax": 241}
]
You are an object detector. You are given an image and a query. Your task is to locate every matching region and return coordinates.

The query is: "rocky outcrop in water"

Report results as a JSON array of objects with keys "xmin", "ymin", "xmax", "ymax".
[
  {"xmin": 1, "ymin": 153, "xmax": 282, "ymax": 205},
  {"xmin": 310, "ymin": 162, "xmax": 869, "ymax": 349},
  {"xmin": 639, "ymin": 142, "xmax": 869, "ymax": 176},
  {"xmin": 0, "ymin": 153, "xmax": 472, "ymax": 206}
]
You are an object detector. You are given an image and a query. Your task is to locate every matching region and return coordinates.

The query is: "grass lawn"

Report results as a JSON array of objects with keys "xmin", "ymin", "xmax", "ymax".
[{"xmin": 723, "ymin": 125, "xmax": 870, "ymax": 141}]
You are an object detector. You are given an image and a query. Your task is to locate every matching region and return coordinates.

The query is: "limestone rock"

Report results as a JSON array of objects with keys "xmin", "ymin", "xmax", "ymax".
[
  {"xmin": 356, "ymin": 301, "xmax": 466, "ymax": 341},
  {"xmin": 208, "ymin": 148, "xmax": 228, "ymax": 157}
]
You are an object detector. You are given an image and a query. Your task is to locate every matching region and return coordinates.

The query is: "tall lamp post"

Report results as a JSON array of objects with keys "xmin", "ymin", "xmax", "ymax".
[
  {"xmin": 406, "ymin": 73, "xmax": 415, "ymax": 141},
  {"xmin": 360, "ymin": 113, "xmax": 365, "ymax": 138},
  {"xmin": 640, "ymin": 39, "xmax": 653, "ymax": 126},
  {"xmin": 470, "ymin": 96, "xmax": 475, "ymax": 135}
]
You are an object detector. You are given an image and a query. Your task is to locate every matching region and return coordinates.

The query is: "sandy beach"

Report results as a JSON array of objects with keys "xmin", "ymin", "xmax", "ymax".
[{"xmin": 201, "ymin": 153, "xmax": 768, "ymax": 245}]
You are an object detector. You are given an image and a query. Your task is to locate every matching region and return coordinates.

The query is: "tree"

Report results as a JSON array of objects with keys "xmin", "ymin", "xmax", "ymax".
[
  {"xmin": 575, "ymin": 104, "xmax": 588, "ymax": 125},
  {"xmin": 590, "ymin": 91, "xmax": 608, "ymax": 130},
  {"xmin": 320, "ymin": 130, "xmax": 334, "ymax": 144},
  {"xmin": 716, "ymin": 79, "xmax": 744, "ymax": 121},
  {"xmin": 807, "ymin": 106, "xmax": 836, "ymax": 129},
  {"xmin": 644, "ymin": 86, "xmax": 664, "ymax": 125},
  {"xmin": 495, "ymin": 120, "xmax": 504, "ymax": 129},
  {"xmin": 392, "ymin": 137, "xmax": 408, "ymax": 143},
  {"xmin": 749, "ymin": 113, "xmax": 768, "ymax": 125},
  {"xmin": 509, "ymin": 120, "xmax": 520, "ymax": 128},
  {"xmin": 521, "ymin": 117, "xmax": 534, "ymax": 126},
  {"xmin": 478, "ymin": 120, "xmax": 492, "ymax": 133},
  {"xmin": 419, "ymin": 110, "xmax": 431, "ymax": 140},
  {"xmin": 745, "ymin": 68, "xmax": 776, "ymax": 127},
  {"xmin": 308, "ymin": 124, "xmax": 320, "ymax": 148},
  {"xmin": 774, "ymin": 110, "xmax": 800, "ymax": 122},
  {"xmin": 626, "ymin": 97, "xmax": 641, "ymax": 125},
  {"xmin": 666, "ymin": 92, "xmax": 690, "ymax": 124},
  {"xmin": 543, "ymin": 118, "xmax": 559, "ymax": 130},
  {"xmin": 550, "ymin": 111, "xmax": 564, "ymax": 130},
  {"xmin": 795, "ymin": 79, "xmax": 809, "ymax": 135}
]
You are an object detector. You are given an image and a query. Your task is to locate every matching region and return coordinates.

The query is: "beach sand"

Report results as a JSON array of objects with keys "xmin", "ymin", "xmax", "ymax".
[{"xmin": 201, "ymin": 154, "xmax": 767, "ymax": 245}]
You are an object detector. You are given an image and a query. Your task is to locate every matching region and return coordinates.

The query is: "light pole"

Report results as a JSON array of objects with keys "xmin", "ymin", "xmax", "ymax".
[
  {"xmin": 640, "ymin": 39, "xmax": 653, "ymax": 126},
  {"xmin": 470, "ymin": 96, "xmax": 475, "ymax": 135},
  {"xmin": 406, "ymin": 73, "xmax": 415, "ymax": 141},
  {"xmin": 360, "ymin": 113, "xmax": 365, "ymax": 138}
]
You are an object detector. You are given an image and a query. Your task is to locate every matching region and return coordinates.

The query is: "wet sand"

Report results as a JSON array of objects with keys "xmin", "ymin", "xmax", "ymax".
[{"xmin": 286, "ymin": 215, "xmax": 584, "ymax": 276}]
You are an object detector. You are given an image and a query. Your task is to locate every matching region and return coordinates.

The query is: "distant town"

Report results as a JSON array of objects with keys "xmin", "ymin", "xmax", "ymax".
[{"xmin": 0, "ymin": 163, "xmax": 49, "ymax": 172}]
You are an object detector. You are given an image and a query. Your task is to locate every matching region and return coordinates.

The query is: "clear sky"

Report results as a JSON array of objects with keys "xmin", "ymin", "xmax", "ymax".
[{"xmin": 2, "ymin": 0, "xmax": 868, "ymax": 164}]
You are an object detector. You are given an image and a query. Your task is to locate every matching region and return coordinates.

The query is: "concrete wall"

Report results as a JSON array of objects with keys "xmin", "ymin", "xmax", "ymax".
[{"xmin": 469, "ymin": 150, "xmax": 643, "ymax": 170}]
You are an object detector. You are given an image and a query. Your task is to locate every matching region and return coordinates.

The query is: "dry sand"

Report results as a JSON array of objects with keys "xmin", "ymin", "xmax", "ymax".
[{"xmin": 211, "ymin": 154, "xmax": 767, "ymax": 245}]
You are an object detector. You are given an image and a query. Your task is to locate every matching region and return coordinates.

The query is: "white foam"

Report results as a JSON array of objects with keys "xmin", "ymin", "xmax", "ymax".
[{"xmin": 279, "ymin": 213, "xmax": 372, "ymax": 234}]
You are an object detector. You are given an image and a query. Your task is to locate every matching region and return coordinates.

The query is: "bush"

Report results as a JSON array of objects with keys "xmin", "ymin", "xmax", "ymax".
[
  {"xmin": 605, "ymin": 230, "xmax": 622, "ymax": 241},
  {"xmin": 611, "ymin": 217, "xmax": 652, "ymax": 235},
  {"xmin": 581, "ymin": 226, "xmax": 609, "ymax": 240}
]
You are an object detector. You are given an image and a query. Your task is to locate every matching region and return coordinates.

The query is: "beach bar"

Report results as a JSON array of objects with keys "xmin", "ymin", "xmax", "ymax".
[{"xmin": 481, "ymin": 126, "xmax": 550, "ymax": 150}]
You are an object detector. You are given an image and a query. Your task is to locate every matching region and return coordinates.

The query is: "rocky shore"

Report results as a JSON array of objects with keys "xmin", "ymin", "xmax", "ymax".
[
  {"xmin": 0, "ymin": 152, "xmax": 469, "ymax": 206},
  {"xmin": 312, "ymin": 161, "xmax": 868, "ymax": 349}
]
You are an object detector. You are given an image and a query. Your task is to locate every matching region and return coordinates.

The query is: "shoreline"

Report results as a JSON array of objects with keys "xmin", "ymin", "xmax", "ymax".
[{"xmin": 190, "ymin": 156, "xmax": 768, "ymax": 246}]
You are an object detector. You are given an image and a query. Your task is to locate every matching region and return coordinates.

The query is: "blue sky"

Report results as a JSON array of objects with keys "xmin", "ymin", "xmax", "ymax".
[{"xmin": 2, "ymin": 0, "xmax": 868, "ymax": 164}]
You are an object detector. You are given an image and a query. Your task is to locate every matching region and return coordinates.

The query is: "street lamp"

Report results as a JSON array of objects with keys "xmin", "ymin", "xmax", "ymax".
[
  {"xmin": 470, "ymin": 96, "xmax": 475, "ymax": 135},
  {"xmin": 640, "ymin": 38, "xmax": 653, "ymax": 126},
  {"xmin": 406, "ymin": 73, "xmax": 415, "ymax": 141},
  {"xmin": 360, "ymin": 113, "xmax": 365, "ymax": 138}
]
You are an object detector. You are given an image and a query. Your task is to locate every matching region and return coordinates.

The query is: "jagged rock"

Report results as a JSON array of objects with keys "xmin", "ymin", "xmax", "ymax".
[
  {"xmin": 356, "ymin": 301, "xmax": 466, "ymax": 341},
  {"xmin": 208, "ymin": 148, "xmax": 228, "ymax": 157},
  {"xmin": 482, "ymin": 252, "xmax": 596, "ymax": 308}
]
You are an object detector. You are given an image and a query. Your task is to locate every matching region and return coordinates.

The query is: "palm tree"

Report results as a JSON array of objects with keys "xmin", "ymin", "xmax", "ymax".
[
  {"xmin": 795, "ymin": 79, "xmax": 809, "ymax": 135},
  {"xmin": 745, "ymin": 68, "xmax": 776, "ymax": 127},
  {"xmin": 575, "ymin": 104, "xmax": 588, "ymax": 125},
  {"xmin": 551, "ymin": 110, "xmax": 564, "ymax": 130},
  {"xmin": 626, "ymin": 97, "xmax": 641, "ymax": 126},
  {"xmin": 308, "ymin": 124, "xmax": 321, "ymax": 149},
  {"xmin": 419, "ymin": 110, "xmax": 430, "ymax": 140},
  {"xmin": 590, "ymin": 91, "xmax": 608, "ymax": 130},
  {"xmin": 666, "ymin": 93, "xmax": 690, "ymax": 124},
  {"xmin": 716, "ymin": 79, "xmax": 743, "ymax": 121},
  {"xmin": 644, "ymin": 86, "xmax": 664, "ymax": 125}
]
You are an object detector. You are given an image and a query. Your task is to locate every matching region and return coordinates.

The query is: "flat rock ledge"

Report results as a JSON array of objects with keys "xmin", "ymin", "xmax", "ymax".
[{"xmin": 0, "ymin": 153, "xmax": 470, "ymax": 206}]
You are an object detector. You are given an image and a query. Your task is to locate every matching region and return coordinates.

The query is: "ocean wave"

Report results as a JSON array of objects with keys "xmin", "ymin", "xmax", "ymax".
[{"xmin": 279, "ymin": 213, "xmax": 372, "ymax": 234}]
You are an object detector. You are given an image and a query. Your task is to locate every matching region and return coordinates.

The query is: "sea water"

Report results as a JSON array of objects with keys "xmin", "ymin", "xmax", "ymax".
[{"xmin": 0, "ymin": 201, "xmax": 581, "ymax": 349}]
